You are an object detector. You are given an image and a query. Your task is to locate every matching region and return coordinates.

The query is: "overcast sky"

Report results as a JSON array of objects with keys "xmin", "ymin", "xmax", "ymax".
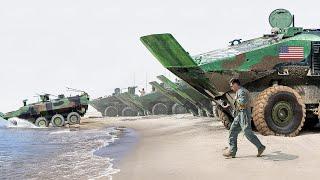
[{"xmin": 0, "ymin": 0, "xmax": 319, "ymax": 112}]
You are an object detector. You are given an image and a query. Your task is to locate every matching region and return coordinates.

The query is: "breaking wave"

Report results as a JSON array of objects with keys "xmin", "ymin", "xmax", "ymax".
[
  {"xmin": 0, "ymin": 126, "xmax": 121, "ymax": 180},
  {"xmin": 0, "ymin": 117, "xmax": 38, "ymax": 128}
]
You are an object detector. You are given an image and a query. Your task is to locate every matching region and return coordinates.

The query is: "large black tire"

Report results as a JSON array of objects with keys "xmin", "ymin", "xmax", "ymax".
[
  {"xmin": 67, "ymin": 112, "xmax": 81, "ymax": 125},
  {"xmin": 121, "ymin": 107, "xmax": 138, "ymax": 117},
  {"xmin": 104, "ymin": 106, "xmax": 118, "ymax": 117},
  {"xmin": 51, "ymin": 114, "xmax": 65, "ymax": 127},
  {"xmin": 217, "ymin": 108, "xmax": 232, "ymax": 130},
  {"xmin": 252, "ymin": 85, "xmax": 306, "ymax": 137},
  {"xmin": 171, "ymin": 103, "xmax": 187, "ymax": 114},
  {"xmin": 152, "ymin": 103, "xmax": 168, "ymax": 115},
  {"xmin": 35, "ymin": 117, "xmax": 49, "ymax": 127}
]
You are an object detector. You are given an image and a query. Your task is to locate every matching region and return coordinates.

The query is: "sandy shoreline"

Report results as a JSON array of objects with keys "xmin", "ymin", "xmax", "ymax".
[{"xmin": 81, "ymin": 114, "xmax": 320, "ymax": 180}]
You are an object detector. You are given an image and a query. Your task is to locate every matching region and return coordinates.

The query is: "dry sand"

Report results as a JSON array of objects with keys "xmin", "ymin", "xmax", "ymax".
[{"xmin": 81, "ymin": 114, "xmax": 320, "ymax": 180}]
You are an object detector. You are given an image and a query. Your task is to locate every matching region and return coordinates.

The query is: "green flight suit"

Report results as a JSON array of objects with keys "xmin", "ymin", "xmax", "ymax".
[{"xmin": 229, "ymin": 87, "xmax": 264, "ymax": 156}]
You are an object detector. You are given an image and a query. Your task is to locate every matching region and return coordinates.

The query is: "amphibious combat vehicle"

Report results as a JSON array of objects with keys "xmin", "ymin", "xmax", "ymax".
[
  {"xmin": 1, "ymin": 92, "xmax": 89, "ymax": 127},
  {"xmin": 141, "ymin": 9, "xmax": 320, "ymax": 136},
  {"xmin": 157, "ymin": 75, "xmax": 215, "ymax": 117},
  {"xmin": 122, "ymin": 83, "xmax": 183, "ymax": 115},
  {"xmin": 90, "ymin": 87, "xmax": 138, "ymax": 117},
  {"xmin": 149, "ymin": 80, "xmax": 195, "ymax": 115},
  {"xmin": 91, "ymin": 84, "xmax": 191, "ymax": 117}
]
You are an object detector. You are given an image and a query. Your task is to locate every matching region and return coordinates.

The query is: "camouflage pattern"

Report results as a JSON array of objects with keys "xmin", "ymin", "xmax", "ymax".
[
  {"xmin": 141, "ymin": 11, "xmax": 320, "ymax": 101},
  {"xmin": 229, "ymin": 87, "xmax": 264, "ymax": 156},
  {"xmin": 141, "ymin": 32, "xmax": 320, "ymax": 96},
  {"xmin": 141, "ymin": 9, "xmax": 320, "ymax": 135},
  {"xmin": 1, "ymin": 93, "xmax": 89, "ymax": 124}
]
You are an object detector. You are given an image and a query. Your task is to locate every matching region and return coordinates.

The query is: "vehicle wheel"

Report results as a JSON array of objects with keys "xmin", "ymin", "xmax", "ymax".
[
  {"xmin": 171, "ymin": 103, "xmax": 187, "ymax": 114},
  {"xmin": 189, "ymin": 108, "xmax": 199, "ymax": 116},
  {"xmin": 51, "ymin": 114, "xmax": 65, "ymax": 127},
  {"xmin": 67, "ymin": 112, "xmax": 81, "ymax": 125},
  {"xmin": 200, "ymin": 100, "xmax": 214, "ymax": 117},
  {"xmin": 202, "ymin": 110, "xmax": 208, "ymax": 117},
  {"xmin": 152, "ymin": 103, "xmax": 168, "ymax": 115},
  {"xmin": 104, "ymin": 106, "xmax": 118, "ymax": 117},
  {"xmin": 217, "ymin": 108, "xmax": 232, "ymax": 130},
  {"xmin": 35, "ymin": 117, "xmax": 49, "ymax": 127},
  {"xmin": 121, "ymin": 107, "xmax": 138, "ymax": 116},
  {"xmin": 252, "ymin": 85, "xmax": 305, "ymax": 136},
  {"xmin": 212, "ymin": 105, "xmax": 219, "ymax": 118}
]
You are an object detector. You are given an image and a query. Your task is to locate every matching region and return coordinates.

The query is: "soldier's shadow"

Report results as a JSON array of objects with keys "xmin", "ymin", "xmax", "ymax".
[
  {"xmin": 237, "ymin": 151, "xmax": 298, "ymax": 161},
  {"xmin": 262, "ymin": 151, "xmax": 299, "ymax": 161}
]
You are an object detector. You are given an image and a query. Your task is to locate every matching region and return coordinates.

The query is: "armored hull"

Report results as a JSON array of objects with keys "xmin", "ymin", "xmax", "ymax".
[
  {"xmin": 157, "ymin": 75, "xmax": 214, "ymax": 116},
  {"xmin": 149, "ymin": 81, "xmax": 192, "ymax": 115},
  {"xmin": 139, "ymin": 90, "xmax": 176, "ymax": 115},
  {"xmin": 2, "ymin": 93, "xmax": 89, "ymax": 127},
  {"xmin": 141, "ymin": 9, "xmax": 320, "ymax": 136},
  {"xmin": 90, "ymin": 95, "xmax": 128, "ymax": 117},
  {"xmin": 90, "ymin": 87, "xmax": 141, "ymax": 117}
]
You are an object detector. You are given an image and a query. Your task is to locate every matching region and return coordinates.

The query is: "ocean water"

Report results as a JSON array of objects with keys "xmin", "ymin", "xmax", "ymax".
[{"xmin": 0, "ymin": 117, "xmax": 122, "ymax": 180}]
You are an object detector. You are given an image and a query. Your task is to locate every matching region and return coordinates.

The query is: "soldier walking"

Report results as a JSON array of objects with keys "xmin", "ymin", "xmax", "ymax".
[{"xmin": 222, "ymin": 78, "xmax": 266, "ymax": 158}]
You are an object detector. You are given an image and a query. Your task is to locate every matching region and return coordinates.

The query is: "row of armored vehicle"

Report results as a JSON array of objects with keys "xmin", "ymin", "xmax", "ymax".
[
  {"xmin": 90, "ymin": 75, "xmax": 216, "ymax": 118},
  {"xmin": 0, "ymin": 74, "xmax": 216, "ymax": 128}
]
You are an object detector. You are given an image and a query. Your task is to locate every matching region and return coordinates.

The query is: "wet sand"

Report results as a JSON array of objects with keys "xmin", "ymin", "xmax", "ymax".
[{"xmin": 81, "ymin": 114, "xmax": 320, "ymax": 180}]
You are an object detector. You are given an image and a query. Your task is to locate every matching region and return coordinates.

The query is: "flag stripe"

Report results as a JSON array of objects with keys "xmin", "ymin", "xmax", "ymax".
[{"xmin": 279, "ymin": 46, "xmax": 304, "ymax": 60}]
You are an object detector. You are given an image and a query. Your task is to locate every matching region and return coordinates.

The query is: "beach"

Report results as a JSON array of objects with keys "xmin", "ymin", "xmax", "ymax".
[{"xmin": 81, "ymin": 114, "xmax": 320, "ymax": 180}]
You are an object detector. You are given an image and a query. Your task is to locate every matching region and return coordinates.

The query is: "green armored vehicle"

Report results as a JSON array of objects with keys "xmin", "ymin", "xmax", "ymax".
[
  {"xmin": 157, "ymin": 75, "xmax": 215, "ymax": 117},
  {"xmin": 141, "ymin": 9, "xmax": 320, "ymax": 136},
  {"xmin": 139, "ymin": 88, "xmax": 177, "ymax": 115},
  {"xmin": 1, "ymin": 92, "xmax": 89, "ymax": 127},
  {"xmin": 149, "ymin": 81, "xmax": 195, "ymax": 115},
  {"xmin": 114, "ymin": 89, "xmax": 146, "ymax": 116},
  {"xmin": 90, "ymin": 87, "xmax": 137, "ymax": 117},
  {"xmin": 121, "ymin": 83, "xmax": 188, "ymax": 115}
]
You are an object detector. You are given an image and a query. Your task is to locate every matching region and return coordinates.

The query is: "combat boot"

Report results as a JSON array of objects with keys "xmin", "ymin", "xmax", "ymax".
[
  {"xmin": 223, "ymin": 148, "xmax": 235, "ymax": 158},
  {"xmin": 257, "ymin": 146, "xmax": 266, "ymax": 157}
]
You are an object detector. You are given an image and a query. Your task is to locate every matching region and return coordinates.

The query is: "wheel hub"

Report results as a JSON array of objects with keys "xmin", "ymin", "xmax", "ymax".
[
  {"xmin": 54, "ymin": 118, "xmax": 62, "ymax": 125},
  {"xmin": 39, "ymin": 120, "xmax": 45, "ymax": 126},
  {"xmin": 70, "ymin": 115, "xmax": 78, "ymax": 123},
  {"xmin": 272, "ymin": 101, "xmax": 293, "ymax": 127}
]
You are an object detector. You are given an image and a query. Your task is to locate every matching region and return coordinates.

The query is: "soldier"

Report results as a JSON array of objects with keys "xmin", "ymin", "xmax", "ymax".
[
  {"xmin": 139, "ymin": 88, "xmax": 146, "ymax": 96},
  {"xmin": 222, "ymin": 78, "xmax": 266, "ymax": 158}
]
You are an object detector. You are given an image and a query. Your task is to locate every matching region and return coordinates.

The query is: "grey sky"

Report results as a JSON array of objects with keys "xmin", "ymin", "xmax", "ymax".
[{"xmin": 0, "ymin": 0, "xmax": 319, "ymax": 112}]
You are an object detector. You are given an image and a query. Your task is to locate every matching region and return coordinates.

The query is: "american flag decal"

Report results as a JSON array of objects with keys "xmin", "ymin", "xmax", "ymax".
[{"xmin": 279, "ymin": 46, "xmax": 304, "ymax": 60}]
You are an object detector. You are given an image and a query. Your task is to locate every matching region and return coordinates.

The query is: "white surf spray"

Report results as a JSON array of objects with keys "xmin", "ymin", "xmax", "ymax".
[
  {"xmin": 49, "ymin": 130, "xmax": 69, "ymax": 134},
  {"xmin": 0, "ymin": 117, "xmax": 38, "ymax": 128},
  {"xmin": 0, "ymin": 117, "xmax": 9, "ymax": 128}
]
